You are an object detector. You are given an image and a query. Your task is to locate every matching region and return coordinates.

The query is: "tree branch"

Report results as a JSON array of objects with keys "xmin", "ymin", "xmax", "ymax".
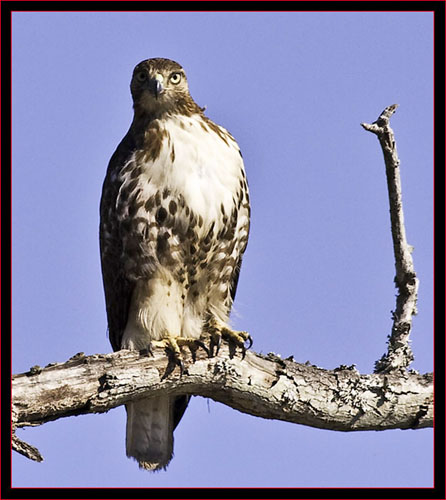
[
  {"xmin": 12, "ymin": 347, "xmax": 433, "ymax": 462},
  {"xmin": 361, "ymin": 105, "xmax": 420, "ymax": 373}
]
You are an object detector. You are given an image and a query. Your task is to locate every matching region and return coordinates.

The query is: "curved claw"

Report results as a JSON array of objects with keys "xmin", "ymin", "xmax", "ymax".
[
  {"xmin": 177, "ymin": 357, "xmax": 185, "ymax": 376},
  {"xmin": 214, "ymin": 335, "xmax": 222, "ymax": 356},
  {"xmin": 245, "ymin": 334, "xmax": 253, "ymax": 350},
  {"xmin": 194, "ymin": 339, "xmax": 210, "ymax": 356},
  {"xmin": 209, "ymin": 333, "xmax": 222, "ymax": 358},
  {"xmin": 161, "ymin": 350, "xmax": 181, "ymax": 380},
  {"xmin": 241, "ymin": 335, "xmax": 253, "ymax": 359},
  {"xmin": 190, "ymin": 339, "xmax": 209, "ymax": 361},
  {"xmin": 241, "ymin": 344, "xmax": 246, "ymax": 360}
]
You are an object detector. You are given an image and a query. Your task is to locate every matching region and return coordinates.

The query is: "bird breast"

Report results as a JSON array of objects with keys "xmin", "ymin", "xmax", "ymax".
[{"xmin": 138, "ymin": 113, "xmax": 245, "ymax": 236}]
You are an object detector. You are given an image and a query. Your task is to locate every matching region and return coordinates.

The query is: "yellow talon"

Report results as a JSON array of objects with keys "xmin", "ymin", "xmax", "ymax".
[
  {"xmin": 152, "ymin": 336, "xmax": 209, "ymax": 372},
  {"xmin": 203, "ymin": 318, "xmax": 252, "ymax": 358}
]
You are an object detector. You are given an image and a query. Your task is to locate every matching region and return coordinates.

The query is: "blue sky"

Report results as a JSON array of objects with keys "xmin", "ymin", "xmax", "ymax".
[{"xmin": 11, "ymin": 11, "xmax": 433, "ymax": 488}]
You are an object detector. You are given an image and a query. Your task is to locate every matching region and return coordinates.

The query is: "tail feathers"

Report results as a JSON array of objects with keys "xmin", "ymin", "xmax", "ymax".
[{"xmin": 126, "ymin": 397, "xmax": 174, "ymax": 471}]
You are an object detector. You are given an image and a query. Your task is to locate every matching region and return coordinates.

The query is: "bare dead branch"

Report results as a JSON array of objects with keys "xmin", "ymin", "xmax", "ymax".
[
  {"xmin": 361, "ymin": 105, "xmax": 420, "ymax": 373},
  {"xmin": 12, "ymin": 347, "xmax": 433, "ymax": 462},
  {"xmin": 12, "ymin": 432, "xmax": 43, "ymax": 463}
]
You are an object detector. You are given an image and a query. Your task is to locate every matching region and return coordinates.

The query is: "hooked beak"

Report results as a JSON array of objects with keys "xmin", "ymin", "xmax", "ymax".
[{"xmin": 148, "ymin": 78, "xmax": 164, "ymax": 99}]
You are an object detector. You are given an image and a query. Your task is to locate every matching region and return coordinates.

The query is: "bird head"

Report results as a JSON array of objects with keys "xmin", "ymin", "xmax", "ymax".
[{"xmin": 130, "ymin": 58, "xmax": 200, "ymax": 117}]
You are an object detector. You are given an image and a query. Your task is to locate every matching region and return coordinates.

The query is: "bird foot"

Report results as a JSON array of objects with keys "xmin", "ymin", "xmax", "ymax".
[
  {"xmin": 152, "ymin": 336, "xmax": 209, "ymax": 377},
  {"xmin": 203, "ymin": 318, "xmax": 252, "ymax": 359}
]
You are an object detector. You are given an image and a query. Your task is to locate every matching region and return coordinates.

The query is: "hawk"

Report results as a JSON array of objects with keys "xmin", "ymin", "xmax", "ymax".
[{"xmin": 99, "ymin": 58, "xmax": 251, "ymax": 471}]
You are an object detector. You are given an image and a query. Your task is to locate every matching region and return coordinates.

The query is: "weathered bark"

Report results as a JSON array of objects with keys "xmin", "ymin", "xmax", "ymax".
[
  {"xmin": 12, "ymin": 346, "xmax": 433, "ymax": 462},
  {"xmin": 361, "ymin": 105, "xmax": 419, "ymax": 373}
]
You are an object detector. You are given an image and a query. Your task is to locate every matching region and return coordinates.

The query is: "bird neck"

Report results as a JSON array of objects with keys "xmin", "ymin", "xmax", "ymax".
[{"xmin": 131, "ymin": 97, "xmax": 204, "ymax": 125}]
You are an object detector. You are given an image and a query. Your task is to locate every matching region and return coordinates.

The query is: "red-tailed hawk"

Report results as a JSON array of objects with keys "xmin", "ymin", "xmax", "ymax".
[{"xmin": 100, "ymin": 58, "xmax": 251, "ymax": 471}]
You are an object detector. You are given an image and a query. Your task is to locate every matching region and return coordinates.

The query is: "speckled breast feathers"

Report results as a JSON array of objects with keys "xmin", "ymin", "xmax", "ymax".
[{"xmin": 100, "ymin": 59, "xmax": 250, "ymax": 351}]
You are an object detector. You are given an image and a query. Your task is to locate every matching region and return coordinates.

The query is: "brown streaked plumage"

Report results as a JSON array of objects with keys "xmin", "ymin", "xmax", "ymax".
[{"xmin": 100, "ymin": 58, "xmax": 250, "ymax": 471}]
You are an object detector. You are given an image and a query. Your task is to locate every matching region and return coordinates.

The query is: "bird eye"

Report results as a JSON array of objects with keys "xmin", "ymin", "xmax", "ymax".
[
  {"xmin": 169, "ymin": 72, "xmax": 182, "ymax": 85},
  {"xmin": 136, "ymin": 71, "xmax": 147, "ymax": 82}
]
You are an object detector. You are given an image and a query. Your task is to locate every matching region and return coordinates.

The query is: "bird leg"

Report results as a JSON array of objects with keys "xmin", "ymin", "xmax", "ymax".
[
  {"xmin": 203, "ymin": 317, "xmax": 252, "ymax": 359},
  {"xmin": 152, "ymin": 336, "xmax": 209, "ymax": 377}
]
